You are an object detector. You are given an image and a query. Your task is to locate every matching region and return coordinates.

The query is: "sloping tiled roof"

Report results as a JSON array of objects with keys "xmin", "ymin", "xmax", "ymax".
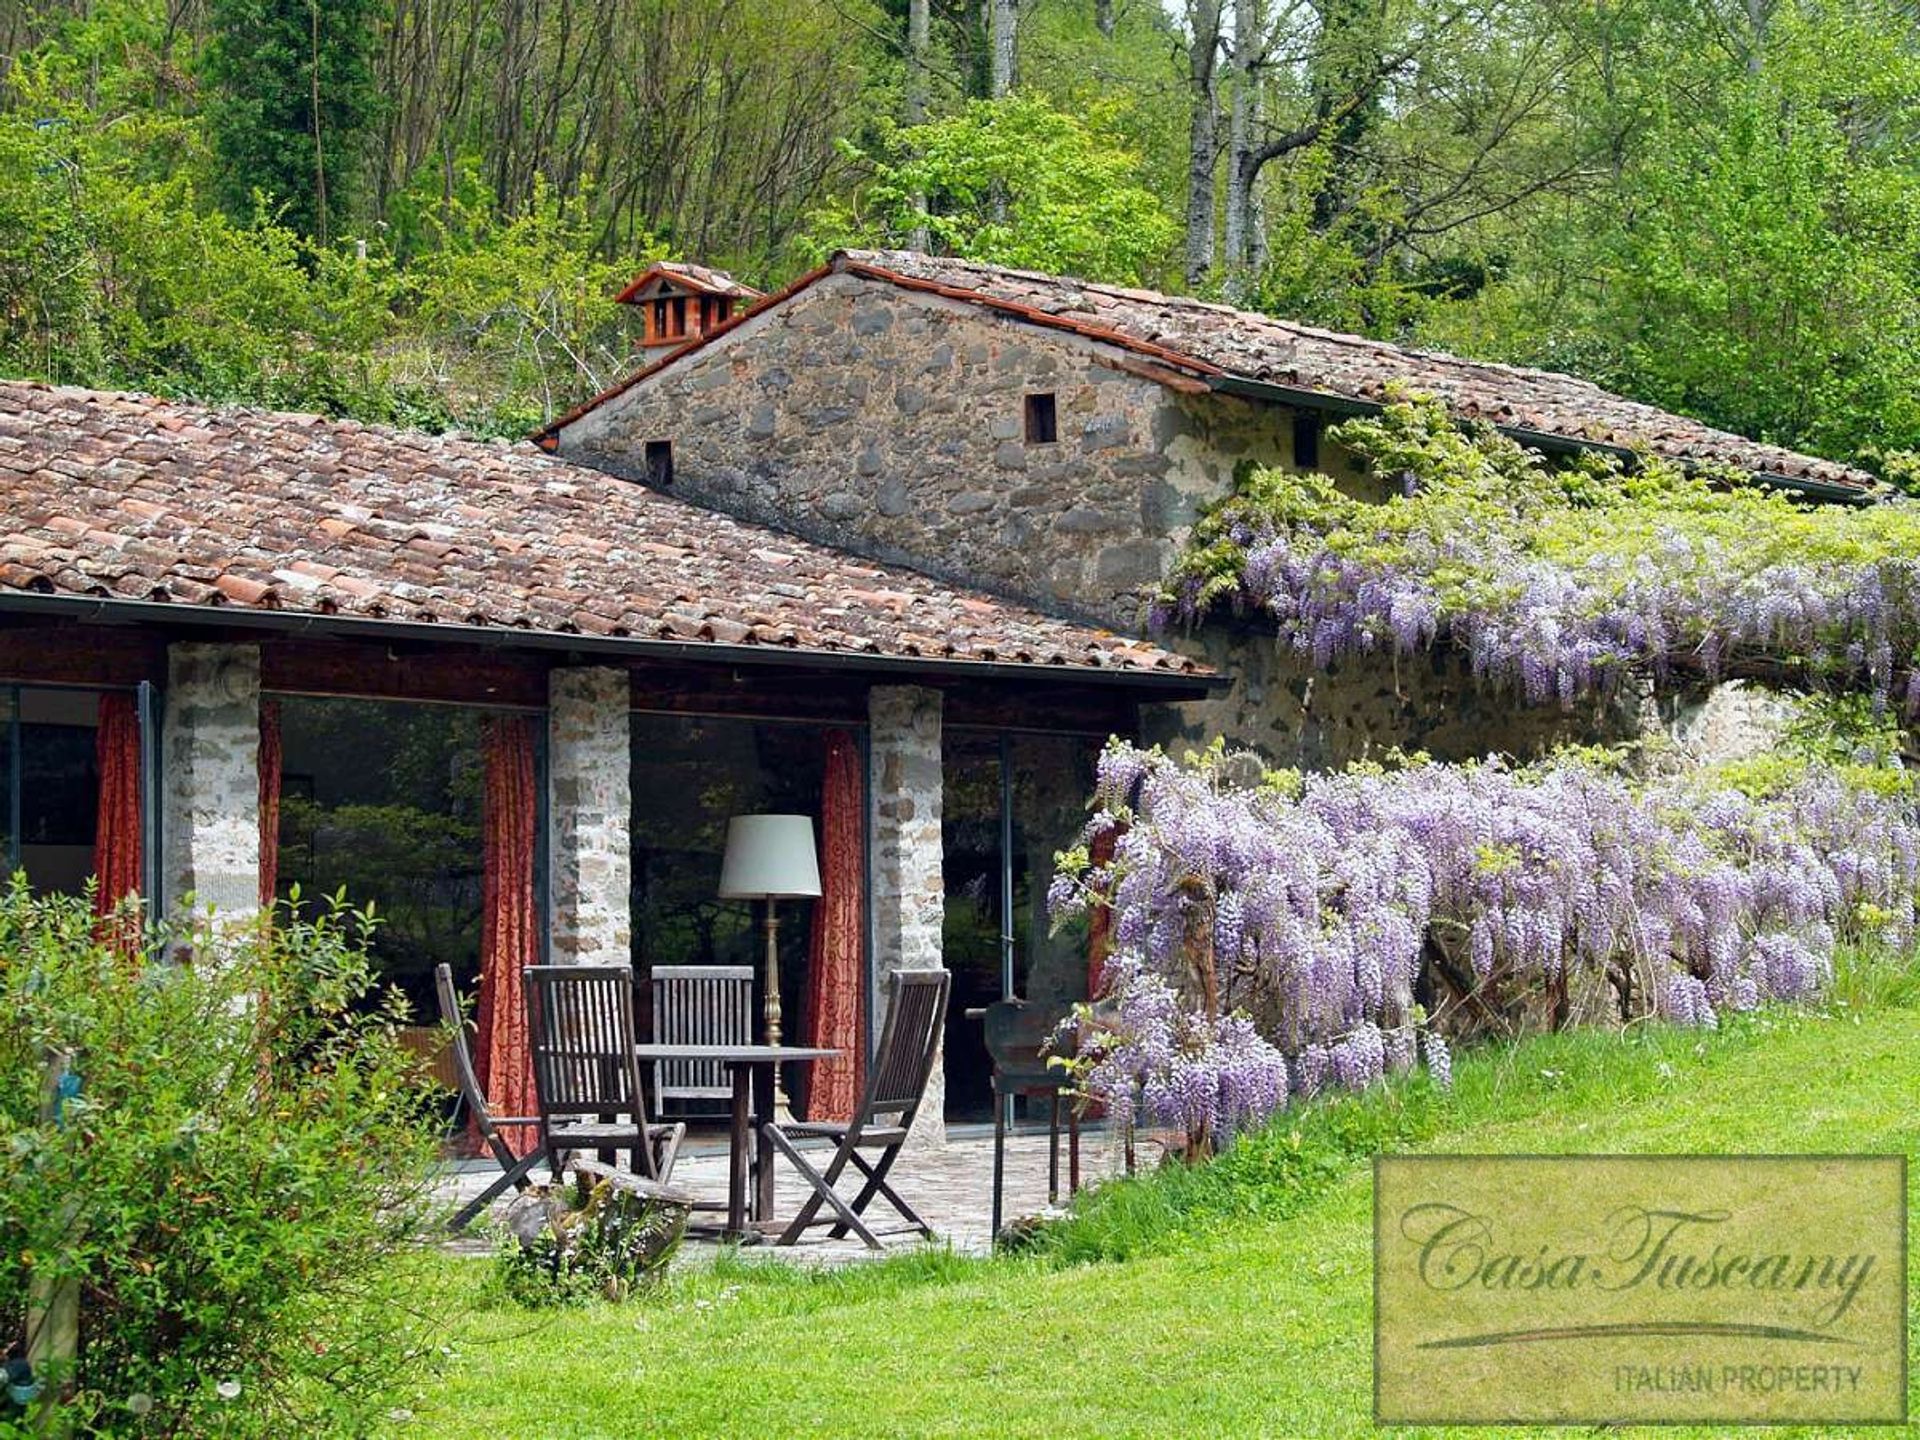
[
  {"xmin": 543, "ymin": 250, "xmax": 1871, "ymax": 493},
  {"xmin": 834, "ymin": 251, "xmax": 1873, "ymax": 492},
  {"xmin": 612, "ymin": 260, "xmax": 762, "ymax": 305},
  {"xmin": 0, "ymin": 380, "xmax": 1206, "ymax": 679}
]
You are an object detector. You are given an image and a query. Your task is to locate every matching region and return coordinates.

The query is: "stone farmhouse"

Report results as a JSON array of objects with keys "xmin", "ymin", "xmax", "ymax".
[
  {"xmin": 0, "ymin": 251, "xmax": 1871, "ymax": 1138},
  {"xmin": 538, "ymin": 249, "xmax": 1874, "ymax": 768}
]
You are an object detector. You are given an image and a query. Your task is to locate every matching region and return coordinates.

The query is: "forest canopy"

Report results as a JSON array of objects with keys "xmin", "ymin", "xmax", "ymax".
[{"xmin": 1, "ymin": 0, "xmax": 1917, "ymax": 466}]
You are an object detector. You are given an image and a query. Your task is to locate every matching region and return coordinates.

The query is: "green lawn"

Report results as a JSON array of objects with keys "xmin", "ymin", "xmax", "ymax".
[{"xmin": 397, "ymin": 967, "xmax": 1920, "ymax": 1439}]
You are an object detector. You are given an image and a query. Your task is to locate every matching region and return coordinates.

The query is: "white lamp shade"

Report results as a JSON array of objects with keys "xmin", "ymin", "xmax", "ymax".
[{"xmin": 717, "ymin": 814, "xmax": 822, "ymax": 899}]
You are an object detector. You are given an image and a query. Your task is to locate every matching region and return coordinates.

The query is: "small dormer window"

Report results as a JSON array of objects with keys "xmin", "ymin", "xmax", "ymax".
[{"xmin": 1024, "ymin": 392, "xmax": 1058, "ymax": 444}]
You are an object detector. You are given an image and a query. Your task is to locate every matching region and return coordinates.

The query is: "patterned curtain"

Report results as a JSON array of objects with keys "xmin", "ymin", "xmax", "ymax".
[
  {"xmin": 91, "ymin": 693, "xmax": 142, "ymax": 934},
  {"xmin": 473, "ymin": 715, "xmax": 540, "ymax": 1156},
  {"xmin": 1086, "ymin": 822, "xmax": 1119, "ymax": 999},
  {"xmin": 801, "ymin": 727, "xmax": 865, "ymax": 1122},
  {"xmin": 257, "ymin": 699, "xmax": 282, "ymax": 910}
]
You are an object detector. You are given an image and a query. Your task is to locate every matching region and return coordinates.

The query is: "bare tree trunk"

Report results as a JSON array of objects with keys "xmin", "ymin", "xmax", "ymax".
[
  {"xmin": 1223, "ymin": 0, "xmax": 1261, "ymax": 287},
  {"xmin": 309, "ymin": 0, "xmax": 329, "ymax": 246},
  {"xmin": 907, "ymin": 0, "xmax": 930, "ymax": 249},
  {"xmin": 1745, "ymin": 0, "xmax": 1768, "ymax": 72},
  {"xmin": 1184, "ymin": 0, "xmax": 1223, "ymax": 289},
  {"xmin": 990, "ymin": 0, "xmax": 1018, "ymax": 97}
]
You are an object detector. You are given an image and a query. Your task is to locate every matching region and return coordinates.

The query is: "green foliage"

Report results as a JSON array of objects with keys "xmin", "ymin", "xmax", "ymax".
[
  {"xmin": 397, "ymin": 182, "xmax": 661, "ymax": 436},
  {"xmin": 202, "ymin": 0, "xmax": 384, "ymax": 242},
  {"xmin": 0, "ymin": 76, "xmax": 655, "ymax": 434},
  {"xmin": 0, "ymin": 885, "xmax": 444, "ymax": 1435},
  {"xmin": 489, "ymin": 1174, "xmax": 687, "ymax": 1309},
  {"xmin": 807, "ymin": 95, "xmax": 1179, "ymax": 284},
  {"xmin": 1587, "ymin": 6, "xmax": 1920, "ymax": 460},
  {"xmin": 1427, "ymin": 0, "xmax": 1920, "ymax": 470}
]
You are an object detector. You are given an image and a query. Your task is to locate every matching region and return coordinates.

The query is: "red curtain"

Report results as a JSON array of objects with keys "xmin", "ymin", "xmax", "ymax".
[
  {"xmin": 257, "ymin": 700, "xmax": 282, "ymax": 911},
  {"xmin": 472, "ymin": 715, "xmax": 540, "ymax": 1156},
  {"xmin": 802, "ymin": 728, "xmax": 866, "ymax": 1122},
  {"xmin": 91, "ymin": 693, "xmax": 142, "ymax": 931},
  {"xmin": 1086, "ymin": 822, "xmax": 1119, "ymax": 999}
]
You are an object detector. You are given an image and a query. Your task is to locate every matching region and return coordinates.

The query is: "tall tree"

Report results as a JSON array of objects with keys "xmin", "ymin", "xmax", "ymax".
[
  {"xmin": 907, "ymin": 0, "xmax": 931, "ymax": 248},
  {"xmin": 990, "ymin": 0, "xmax": 1018, "ymax": 96},
  {"xmin": 1183, "ymin": 0, "xmax": 1224, "ymax": 286},
  {"xmin": 203, "ymin": 0, "xmax": 384, "ymax": 242}
]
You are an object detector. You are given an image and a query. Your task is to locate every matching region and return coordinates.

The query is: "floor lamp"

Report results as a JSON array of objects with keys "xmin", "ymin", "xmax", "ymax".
[{"xmin": 718, "ymin": 813, "xmax": 822, "ymax": 1123}]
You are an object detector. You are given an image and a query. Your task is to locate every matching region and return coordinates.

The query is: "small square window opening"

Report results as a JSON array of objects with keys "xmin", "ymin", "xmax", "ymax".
[
  {"xmin": 644, "ymin": 439, "xmax": 673, "ymax": 487},
  {"xmin": 1024, "ymin": 392, "xmax": 1058, "ymax": 444},
  {"xmin": 1292, "ymin": 412, "xmax": 1322, "ymax": 471}
]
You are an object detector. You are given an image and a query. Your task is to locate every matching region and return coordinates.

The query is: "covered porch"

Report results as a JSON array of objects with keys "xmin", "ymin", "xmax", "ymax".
[{"xmin": 0, "ymin": 380, "xmax": 1216, "ymax": 1185}]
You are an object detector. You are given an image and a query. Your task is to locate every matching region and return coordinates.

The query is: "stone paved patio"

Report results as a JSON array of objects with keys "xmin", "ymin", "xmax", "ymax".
[{"xmin": 438, "ymin": 1122, "xmax": 1136, "ymax": 1263}]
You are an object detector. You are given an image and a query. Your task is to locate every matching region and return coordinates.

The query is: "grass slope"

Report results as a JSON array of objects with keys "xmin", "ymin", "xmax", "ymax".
[{"xmin": 399, "ymin": 973, "xmax": 1920, "ymax": 1439}]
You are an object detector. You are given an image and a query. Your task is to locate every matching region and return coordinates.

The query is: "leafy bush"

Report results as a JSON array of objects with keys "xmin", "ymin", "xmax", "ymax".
[
  {"xmin": 491, "ymin": 1170, "xmax": 687, "ymax": 1308},
  {"xmin": 0, "ymin": 885, "xmax": 444, "ymax": 1436}
]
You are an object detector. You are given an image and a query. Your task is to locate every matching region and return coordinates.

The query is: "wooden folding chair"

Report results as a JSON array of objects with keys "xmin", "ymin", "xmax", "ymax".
[
  {"xmin": 650, "ymin": 964, "xmax": 753, "ymax": 1115},
  {"xmin": 524, "ymin": 964, "xmax": 685, "ymax": 1185},
  {"xmin": 434, "ymin": 963, "xmax": 544, "ymax": 1234},
  {"xmin": 760, "ymin": 968, "xmax": 950, "ymax": 1250}
]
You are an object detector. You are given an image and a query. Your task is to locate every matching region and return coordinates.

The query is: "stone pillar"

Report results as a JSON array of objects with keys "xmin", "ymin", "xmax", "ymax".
[
  {"xmin": 548, "ymin": 666, "xmax": 631, "ymax": 966},
  {"xmin": 161, "ymin": 643, "xmax": 261, "ymax": 927},
  {"xmin": 868, "ymin": 684, "xmax": 945, "ymax": 1145}
]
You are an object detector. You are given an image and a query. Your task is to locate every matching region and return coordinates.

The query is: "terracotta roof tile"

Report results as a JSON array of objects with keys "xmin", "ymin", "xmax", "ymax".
[
  {"xmin": 831, "ymin": 251, "xmax": 1875, "ymax": 492},
  {"xmin": 0, "ymin": 380, "xmax": 1205, "ymax": 680},
  {"xmin": 558, "ymin": 250, "xmax": 1869, "ymax": 492}
]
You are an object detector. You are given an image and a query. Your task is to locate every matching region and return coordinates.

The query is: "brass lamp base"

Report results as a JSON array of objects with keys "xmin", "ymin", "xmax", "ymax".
[{"xmin": 760, "ymin": 898, "xmax": 794, "ymax": 1124}]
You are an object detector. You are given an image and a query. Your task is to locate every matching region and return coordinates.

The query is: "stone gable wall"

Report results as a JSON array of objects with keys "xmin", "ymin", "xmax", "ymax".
[{"xmin": 559, "ymin": 273, "xmax": 1264, "ymax": 626}]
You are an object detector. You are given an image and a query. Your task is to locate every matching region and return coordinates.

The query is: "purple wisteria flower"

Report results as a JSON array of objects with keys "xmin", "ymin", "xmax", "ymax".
[{"xmin": 1051, "ymin": 740, "xmax": 1916, "ymax": 1133}]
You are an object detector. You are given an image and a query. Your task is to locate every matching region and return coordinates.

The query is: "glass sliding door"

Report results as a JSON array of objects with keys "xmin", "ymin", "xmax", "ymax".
[
  {"xmin": 273, "ymin": 697, "xmax": 490, "ymax": 1022},
  {"xmin": 940, "ymin": 733, "xmax": 1006, "ymax": 1122},
  {"xmin": 941, "ymin": 729, "xmax": 1102, "ymax": 1124},
  {"xmin": 627, "ymin": 714, "xmax": 856, "ymax": 1115}
]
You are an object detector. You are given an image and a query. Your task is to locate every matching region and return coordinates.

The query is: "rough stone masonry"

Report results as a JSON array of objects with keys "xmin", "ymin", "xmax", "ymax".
[
  {"xmin": 161, "ymin": 642, "xmax": 261, "ymax": 925},
  {"xmin": 867, "ymin": 684, "xmax": 946, "ymax": 1145},
  {"xmin": 547, "ymin": 666, "xmax": 632, "ymax": 966},
  {"xmin": 554, "ymin": 269, "xmax": 1641, "ymax": 768}
]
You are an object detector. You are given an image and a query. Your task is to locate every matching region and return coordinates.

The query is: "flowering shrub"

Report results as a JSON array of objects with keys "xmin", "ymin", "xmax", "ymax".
[
  {"xmin": 0, "ymin": 886, "xmax": 443, "ymax": 1436},
  {"xmin": 1160, "ymin": 395, "xmax": 1920, "ymax": 711},
  {"xmin": 1052, "ymin": 742, "xmax": 1918, "ymax": 1147}
]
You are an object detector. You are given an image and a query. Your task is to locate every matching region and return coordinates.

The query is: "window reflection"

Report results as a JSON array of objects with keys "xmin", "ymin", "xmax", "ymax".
[
  {"xmin": 274, "ymin": 697, "xmax": 486, "ymax": 1021},
  {"xmin": 0, "ymin": 687, "xmax": 114, "ymax": 896},
  {"xmin": 628, "ymin": 714, "xmax": 834, "ymax": 1022}
]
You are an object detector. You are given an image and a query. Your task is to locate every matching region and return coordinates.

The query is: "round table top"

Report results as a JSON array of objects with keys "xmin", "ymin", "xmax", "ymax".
[{"xmin": 632, "ymin": 1043, "xmax": 840, "ymax": 1062}]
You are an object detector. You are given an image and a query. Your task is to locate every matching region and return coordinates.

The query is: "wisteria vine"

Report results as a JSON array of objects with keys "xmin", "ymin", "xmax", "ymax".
[
  {"xmin": 1051, "ymin": 741, "xmax": 1919, "ymax": 1148},
  {"xmin": 1158, "ymin": 395, "xmax": 1920, "ymax": 711}
]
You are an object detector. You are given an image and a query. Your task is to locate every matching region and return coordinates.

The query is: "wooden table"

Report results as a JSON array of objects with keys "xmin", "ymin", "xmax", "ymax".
[{"xmin": 632, "ymin": 1043, "xmax": 838, "ymax": 1239}]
